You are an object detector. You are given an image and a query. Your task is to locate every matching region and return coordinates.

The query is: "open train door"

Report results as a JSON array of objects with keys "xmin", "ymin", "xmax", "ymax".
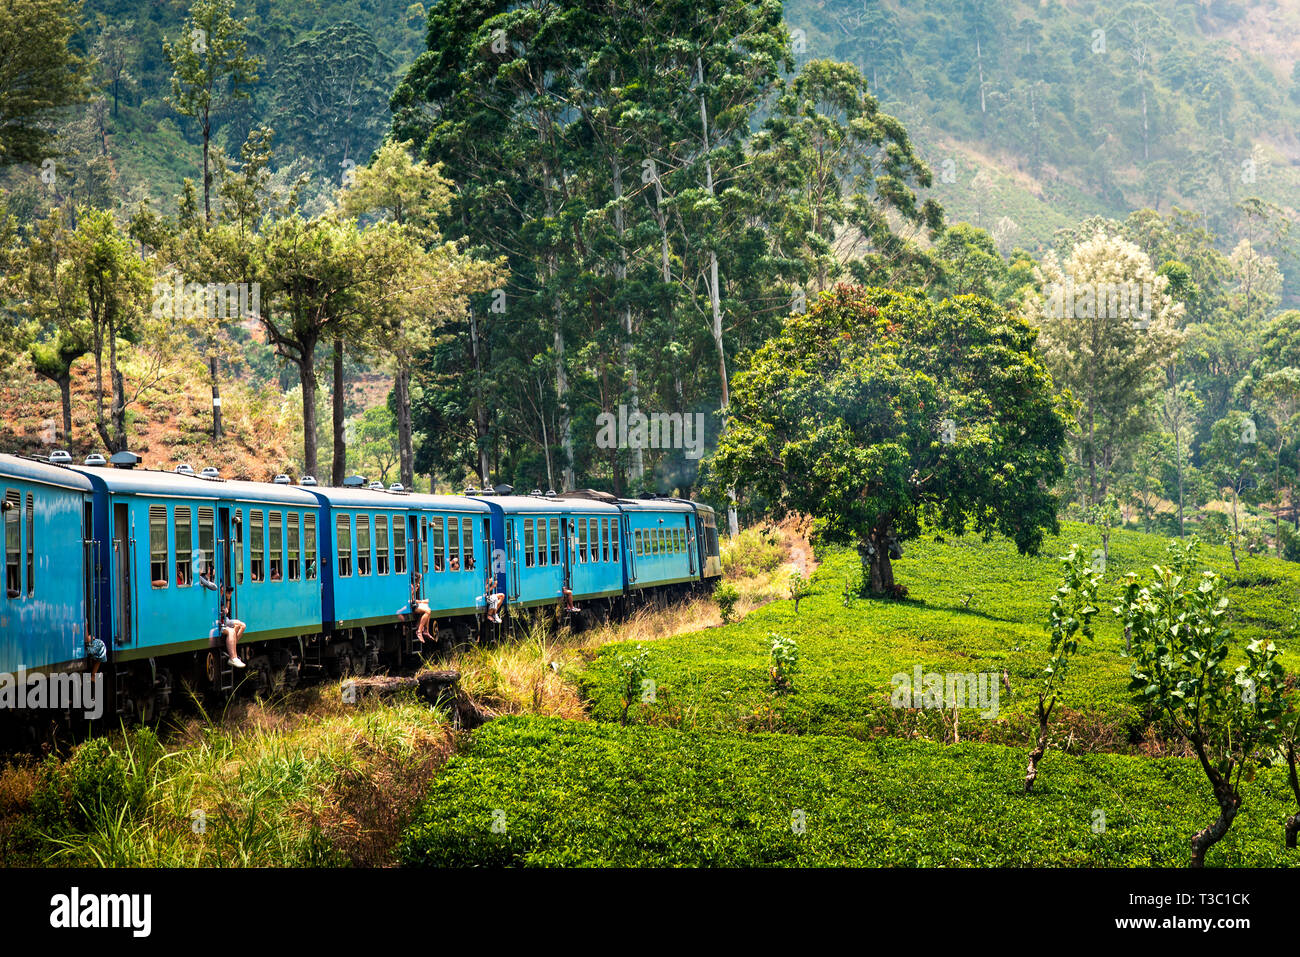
[
  {"xmin": 111, "ymin": 501, "xmax": 135, "ymax": 647},
  {"xmin": 407, "ymin": 514, "xmax": 422, "ymax": 598}
]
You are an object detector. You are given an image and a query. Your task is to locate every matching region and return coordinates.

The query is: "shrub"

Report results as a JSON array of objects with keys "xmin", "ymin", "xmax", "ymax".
[
  {"xmin": 722, "ymin": 526, "xmax": 784, "ymax": 579},
  {"xmin": 31, "ymin": 728, "xmax": 163, "ymax": 835},
  {"xmin": 714, "ymin": 581, "xmax": 739, "ymax": 624}
]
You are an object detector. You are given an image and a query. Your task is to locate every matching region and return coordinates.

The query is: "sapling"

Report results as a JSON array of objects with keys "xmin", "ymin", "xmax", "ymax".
[
  {"xmin": 768, "ymin": 632, "xmax": 800, "ymax": 693},
  {"xmin": 1114, "ymin": 537, "xmax": 1287, "ymax": 867},
  {"xmin": 1026, "ymin": 545, "xmax": 1101, "ymax": 793},
  {"xmin": 614, "ymin": 645, "xmax": 650, "ymax": 725},
  {"xmin": 788, "ymin": 570, "xmax": 811, "ymax": 614}
]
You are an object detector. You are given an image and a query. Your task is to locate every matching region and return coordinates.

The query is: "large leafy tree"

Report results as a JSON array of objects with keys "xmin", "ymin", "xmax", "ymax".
[
  {"xmin": 710, "ymin": 285, "xmax": 1068, "ymax": 592},
  {"xmin": 0, "ymin": 0, "xmax": 89, "ymax": 168},
  {"xmin": 271, "ymin": 21, "xmax": 395, "ymax": 179}
]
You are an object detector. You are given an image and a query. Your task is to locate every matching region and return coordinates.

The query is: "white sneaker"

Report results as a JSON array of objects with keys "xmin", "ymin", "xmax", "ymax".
[{"xmin": 229, "ymin": 656, "xmax": 246, "ymax": 668}]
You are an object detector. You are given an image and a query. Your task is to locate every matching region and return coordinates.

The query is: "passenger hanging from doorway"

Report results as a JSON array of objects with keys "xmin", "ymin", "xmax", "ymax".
[
  {"xmin": 219, "ymin": 584, "xmax": 247, "ymax": 668},
  {"xmin": 410, "ymin": 573, "xmax": 434, "ymax": 644},
  {"xmin": 485, "ymin": 572, "xmax": 506, "ymax": 624},
  {"xmin": 84, "ymin": 634, "xmax": 107, "ymax": 677},
  {"xmin": 562, "ymin": 586, "xmax": 579, "ymax": 613}
]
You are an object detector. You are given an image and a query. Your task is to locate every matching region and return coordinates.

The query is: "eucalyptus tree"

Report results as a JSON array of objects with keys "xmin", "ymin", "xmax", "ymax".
[{"xmin": 165, "ymin": 0, "xmax": 261, "ymax": 223}]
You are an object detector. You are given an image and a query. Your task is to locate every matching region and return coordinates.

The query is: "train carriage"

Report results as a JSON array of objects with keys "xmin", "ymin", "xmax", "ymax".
[
  {"xmin": 619, "ymin": 498, "xmax": 699, "ymax": 593},
  {"xmin": 309, "ymin": 482, "xmax": 492, "ymax": 636},
  {"xmin": 0, "ymin": 454, "xmax": 96, "ymax": 678},
  {"xmin": 63, "ymin": 461, "xmax": 325, "ymax": 663}
]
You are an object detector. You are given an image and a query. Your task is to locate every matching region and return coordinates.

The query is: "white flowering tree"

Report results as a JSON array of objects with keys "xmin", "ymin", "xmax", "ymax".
[{"xmin": 1031, "ymin": 231, "xmax": 1184, "ymax": 506}]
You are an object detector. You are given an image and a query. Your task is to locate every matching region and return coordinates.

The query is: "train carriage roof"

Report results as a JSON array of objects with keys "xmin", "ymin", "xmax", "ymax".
[
  {"xmin": 613, "ymin": 498, "xmax": 696, "ymax": 514},
  {"xmin": 473, "ymin": 494, "xmax": 621, "ymax": 513},
  {"xmin": 61, "ymin": 463, "xmax": 320, "ymax": 506},
  {"xmin": 0, "ymin": 454, "xmax": 95, "ymax": 492},
  {"xmin": 309, "ymin": 486, "xmax": 490, "ymax": 512}
]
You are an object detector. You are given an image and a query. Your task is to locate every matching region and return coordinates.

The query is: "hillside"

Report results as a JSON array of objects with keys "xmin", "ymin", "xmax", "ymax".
[{"xmin": 785, "ymin": 0, "xmax": 1300, "ymax": 289}]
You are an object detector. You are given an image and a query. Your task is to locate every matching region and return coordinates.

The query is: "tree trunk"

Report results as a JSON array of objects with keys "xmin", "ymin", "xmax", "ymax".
[
  {"xmin": 395, "ymin": 361, "xmax": 414, "ymax": 489},
  {"xmin": 300, "ymin": 350, "xmax": 319, "ymax": 480},
  {"xmin": 104, "ymin": 320, "xmax": 127, "ymax": 453},
  {"xmin": 58, "ymin": 376, "xmax": 72, "ymax": 437},
  {"xmin": 859, "ymin": 524, "xmax": 896, "ymax": 595},
  {"xmin": 209, "ymin": 349, "xmax": 223, "ymax": 441},
  {"xmin": 1286, "ymin": 743, "xmax": 1300, "ymax": 850},
  {"xmin": 1024, "ymin": 694, "xmax": 1054, "ymax": 793},
  {"xmin": 202, "ymin": 111, "xmax": 212, "ymax": 224},
  {"xmin": 332, "ymin": 338, "xmax": 346, "ymax": 486},
  {"xmin": 1189, "ymin": 778, "xmax": 1240, "ymax": 868}
]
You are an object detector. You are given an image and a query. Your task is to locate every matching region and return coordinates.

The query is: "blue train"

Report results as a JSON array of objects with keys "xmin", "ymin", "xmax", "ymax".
[{"xmin": 0, "ymin": 450, "xmax": 721, "ymax": 723}]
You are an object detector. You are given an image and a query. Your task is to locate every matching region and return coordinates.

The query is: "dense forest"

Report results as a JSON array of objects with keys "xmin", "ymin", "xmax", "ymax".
[{"xmin": 2, "ymin": 0, "xmax": 1300, "ymax": 561}]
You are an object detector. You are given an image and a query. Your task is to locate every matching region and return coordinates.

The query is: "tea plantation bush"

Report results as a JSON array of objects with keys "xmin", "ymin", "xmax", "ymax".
[{"xmin": 401, "ymin": 716, "xmax": 1300, "ymax": 867}]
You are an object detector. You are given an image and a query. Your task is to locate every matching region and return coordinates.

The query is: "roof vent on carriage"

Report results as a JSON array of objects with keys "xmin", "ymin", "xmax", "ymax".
[
  {"xmin": 389, "ymin": 483, "xmax": 405, "ymax": 493},
  {"xmin": 84, "ymin": 453, "xmax": 106, "ymax": 466},
  {"xmin": 300, "ymin": 475, "xmax": 318, "ymax": 486},
  {"xmin": 494, "ymin": 484, "xmax": 513, "ymax": 496},
  {"xmin": 342, "ymin": 475, "xmax": 367, "ymax": 488},
  {"xmin": 110, "ymin": 451, "xmax": 141, "ymax": 469},
  {"xmin": 545, "ymin": 490, "xmax": 557, "ymax": 497},
  {"xmin": 463, "ymin": 487, "xmax": 477, "ymax": 495},
  {"xmin": 199, "ymin": 466, "xmax": 220, "ymax": 479},
  {"xmin": 48, "ymin": 450, "xmax": 72, "ymax": 465},
  {"xmin": 273, "ymin": 474, "xmax": 291, "ymax": 484},
  {"xmin": 174, "ymin": 463, "xmax": 194, "ymax": 475},
  {"xmin": 368, "ymin": 481, "xmax": 384, "ymax": 490}
]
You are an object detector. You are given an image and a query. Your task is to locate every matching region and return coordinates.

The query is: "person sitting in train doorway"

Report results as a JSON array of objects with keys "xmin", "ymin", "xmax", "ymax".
[
  {"xmin": 84, "ymin": 634, "xmax": 107, "ymax": 678},
  {"xmin": 561, "ymin": 585, "xmax": 579, "ymax": 613},
  {"xmin": 219, "ymin": 584, "xmax": 247, "ymax": 668},
  {"xmin": 410, "ymin": 573, "xmax": 434, "ymax": 644},
  {"xmin": 485, "ymin": 572, "xmax": 505, "ymax": 625}
]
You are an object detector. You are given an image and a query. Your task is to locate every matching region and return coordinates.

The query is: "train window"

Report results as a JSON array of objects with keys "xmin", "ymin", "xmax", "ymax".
[
  {"xmin": 336, "ymin": 514, "xmax": 352, "ymax": 577},
  {"xmin": 420, "ymin": 516, "xmax": 428, "ymax": 574},
  {"xmin": 269, "ymin": 512, "xmax": 283, "ymax": 581},
  {"xmin": 288, "ymin": 513, "xmax": 301, "ymax": 581},
  {"xmin": 602, "ymin": 518, "xmax": 609, "ymax": 563},
  {"xmin": 577, "ymin": 518, "xmax": 587, "ymax": 562},
  {"xmin": 234, "ymin": 510, "xmax": 244, "ymax": 584},
  {"xmin": 585, "ymin": 518, "xmax": 595, "ymax": 562},
  {"xmin": 634, "ymin": 529, "xmax": 641, "ymax": 556},
  {"xmin": 305, "ymin": 513, "xmax": 317, "ymax": 580},
  {"xmin": 612, "ymin": 522, "xmax": 620, "ymax": 562},
  {"xmin": 524, "ymin": 518, "xmax": 535, "ymax": 568},
  {"xmin": 432, "ymin": 516, "xmax": 445, "ymax": 572},
  {"xmin": 198, "ymin": 508, "xmax": 214, "ymax": 580},
  {"xmin": 537, "ymin": 517, "xmax": 547, "ymax": 567},
  {"xmin": 250, "ymin": 510, "xmax": 265, "ymax": 582},
  {"xmin": 25, "ymin": 494, "xmax": 34, "ymax": 596},
  {"xmin": 175, "ymin": 506, "xmax": 193, "ymax": 586},
  {"xmin": 149, "ymin": 505, "xmax": 168, "ymax": 587},
  {"xmin": 377, "ymin": 514, "xmax": 390, "ymax": 575},
  {"xmin": 549, "ymin": 518, "xmax": 559, "ymax": 566},
  {"xmin": 357, "ymin": 514, "xmax": 372, "ymax": 576},
  {"xmin": 464, "ymin": 519, "xmax": 475, "ymax": 570},
  {"xmin": 394, "ymin": 516, "xmax": 406, "ymax": 574},
  {"xmin": 448, "ymin": 517, "xmax": 461, "ymax": 571},
  {"xmin": 4, "ymin": 490, "xmax": 17, "ymax": 598}
]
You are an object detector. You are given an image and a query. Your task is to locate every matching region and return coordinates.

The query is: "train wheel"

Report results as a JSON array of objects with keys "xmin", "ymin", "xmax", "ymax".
[{"xmin": 248, "ymin": 655, "xmax": 275, "ymax": 699}]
